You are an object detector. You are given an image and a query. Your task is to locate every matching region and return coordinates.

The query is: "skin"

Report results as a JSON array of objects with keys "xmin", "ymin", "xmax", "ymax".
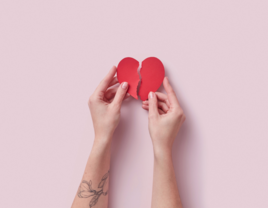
[
  {"xmin": 143, "ymin": 78, "xmax": 185, "ymax": 208},
  {"xmin": 71, "ymin": 67, "xmax": 185, "ymax": 208}
]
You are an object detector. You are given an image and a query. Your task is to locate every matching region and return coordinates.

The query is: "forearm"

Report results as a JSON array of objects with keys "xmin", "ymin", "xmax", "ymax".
[
  {"xmin": 72, "ymin": 136, "xmax": 112, "ymax": 208},
  {"xmin": 151, "ymin": 147, "xmax": 183, "ymax": 208}
]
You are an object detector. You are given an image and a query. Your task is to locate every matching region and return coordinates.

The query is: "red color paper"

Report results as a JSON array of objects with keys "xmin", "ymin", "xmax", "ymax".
[
  {"xmin": 138, "ymin": 57, "xmax": 165, "ymax": 101},
  {"xmin": 117, "ymin": 57, "xmax": 165, "ymax": 101},
  {"xmin": 117, "ymin": 57, "xmax": 140, "ymax": 99}
]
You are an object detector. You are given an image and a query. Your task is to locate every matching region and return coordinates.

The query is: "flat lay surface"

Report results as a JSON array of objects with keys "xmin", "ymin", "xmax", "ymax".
[{"xmin": 1, "ymin": 1, "xmax": 268, "ymax": 208}]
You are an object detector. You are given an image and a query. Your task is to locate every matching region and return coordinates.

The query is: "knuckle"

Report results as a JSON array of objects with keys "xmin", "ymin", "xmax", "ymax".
[
  {"xmin": 158, "ymin": 102, "xmax": 163, "ymax": 108},
  {"xmin": 101, "ymin": 79, "xmax": 109, "ymax": 85},
  {"xmin": 174, "ymin": 108, "xmax": 184, "ymax": 118},
  {"xmin": 111, "ymin": 102, "xmax": 121, "ymax": 110},
  {"xmin": 149, "ymin": 114, "xmax": 157, "ymax": 120},
  {"xmin": 88, "ymin": 95, "xmax": 96, "ymax": 106}
]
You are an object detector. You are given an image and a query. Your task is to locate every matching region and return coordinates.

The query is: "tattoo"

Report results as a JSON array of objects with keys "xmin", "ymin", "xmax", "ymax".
[{"xmin": 77, "ymin": 171, "xmax": 109, "ymax": 208}]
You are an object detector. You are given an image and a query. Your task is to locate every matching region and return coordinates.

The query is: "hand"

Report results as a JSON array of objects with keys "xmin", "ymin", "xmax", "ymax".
[
  {"xmin": 88, "ymin": 66, "xmax": 130, "ymax": 141},
  {"xmin": 142, "ymin": 77, "xmax": 186, "ymax": 155}
]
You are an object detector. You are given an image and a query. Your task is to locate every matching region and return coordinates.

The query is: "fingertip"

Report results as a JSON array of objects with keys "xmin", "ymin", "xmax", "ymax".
[
  {"xmin": 148, "ymin": 91, "xmax": 159, "ymax": 116},
  {"xmin": 110, "ymin": 66, "xmax": 117, "ymax": 76},
  {"xmin": 148, "ymin": 91, "xmax": 155, "ymax": 100},
  {"xmin": 112, "ymin": 82, "xmax": 129, "ymax": 106},
  {"xmin": 121, "ymin": 82, "xmax": 128, "ymax": 90},
  {"xmin": 110, "ymin": 65, "xmax": 117, "ymax": 73},
  {"xmin": 142, "ymin": 105, "xmax": 148, "ymax": 110},
  {"xmin": 163, "ymin": 76, "xmax": 168, "ymax": 83},
  {"xmin": 163, "ymin": 77, "xmax": 168, "ymax": 87},
  {"xmin": 163, "ymin": 76, "xmax": 174, "ymax": 93},
  {"xmin": 142, "ymin": 100, "xmax": 148, "ymax": 104}
]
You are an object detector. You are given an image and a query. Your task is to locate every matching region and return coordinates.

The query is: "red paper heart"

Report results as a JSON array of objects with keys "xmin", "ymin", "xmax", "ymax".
[
  {"xmin": 117, "ymin": 57, "xmax": 165, "ymax": 101},
  {"xmin": 138, "ymin": 57, "xmax": 165, "ymax": 101},
  {"xmin": 117, "ymin": 57, "xmax": 140, "ymax": 99}
]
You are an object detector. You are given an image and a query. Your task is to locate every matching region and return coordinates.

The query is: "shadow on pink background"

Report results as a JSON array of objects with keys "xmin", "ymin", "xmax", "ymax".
[{"xmin": 1, "ymin": 1, "xmax": 268, "ymax": 208}]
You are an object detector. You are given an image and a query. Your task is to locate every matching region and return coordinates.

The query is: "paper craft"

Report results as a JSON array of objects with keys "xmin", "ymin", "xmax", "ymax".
[
  {"xmin": 117, "ymin": 57, "xmax": 140, "ymax": 99},
  {"xmin": 138, "ymin": 57, "xmax": 165, "ymax": 101},
  {"xmin": 117, "ymin": 57, "xmax": 165, "ymax": 101}
]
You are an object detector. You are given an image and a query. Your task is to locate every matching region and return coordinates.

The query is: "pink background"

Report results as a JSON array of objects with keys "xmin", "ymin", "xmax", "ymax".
[{"xmin": 1, "ymin": 1, "xmax": 268, "ymax": 208}]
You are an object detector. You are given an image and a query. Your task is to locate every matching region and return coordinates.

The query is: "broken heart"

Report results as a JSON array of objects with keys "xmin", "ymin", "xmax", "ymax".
[{"xmin": 117, "ymin": 57, "xmax": 165, "ymax": 101}]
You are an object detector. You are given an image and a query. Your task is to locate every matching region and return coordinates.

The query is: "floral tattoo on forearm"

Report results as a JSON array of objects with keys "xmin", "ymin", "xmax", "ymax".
[{"xmin": 77, "ymin": 171, "xmax": 109, "ymax": 208}]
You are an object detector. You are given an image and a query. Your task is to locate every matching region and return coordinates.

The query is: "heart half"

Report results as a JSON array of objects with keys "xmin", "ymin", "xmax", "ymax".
[
  {"xmin": 117, "ymin": 57, "xmax": 140, "ymax": 99},
  {"xmin": 117, "ymin": 57, "xmax": 165, "ymax": 101},
  {"xmin": 138, "ymin": 57, "xmax": 165, "ymax": 101}
]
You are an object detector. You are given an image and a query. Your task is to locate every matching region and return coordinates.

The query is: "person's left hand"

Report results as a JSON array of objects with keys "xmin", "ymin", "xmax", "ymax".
[{"xmin": 88, "ymin": 66, "xmax": 130, "ymax": 141}]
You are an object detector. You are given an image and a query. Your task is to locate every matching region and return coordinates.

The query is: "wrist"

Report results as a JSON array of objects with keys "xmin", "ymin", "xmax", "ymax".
[
  {"xmin": 91, "ymin": 135, "xmax": 112, "ymax": 154},
  {"xmin": 153, "ymin": 145, "xmax": 172, "ymax": 160},
  {"xmin": 90, "ymin": 139, "xmax": 111, "ymax": 160},
  {"xmin": 94, "ymin": 131, "xmax": 113, "ymax": 142}
]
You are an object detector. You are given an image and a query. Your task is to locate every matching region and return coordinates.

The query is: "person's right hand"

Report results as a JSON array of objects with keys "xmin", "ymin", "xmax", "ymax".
[
  {"xmin": 88, "ymin": 66, "xmax": 130, "ymax": 143},
  {"xmin": 142, "ymin": 77, "xmax": 186, "ymax": 156}
]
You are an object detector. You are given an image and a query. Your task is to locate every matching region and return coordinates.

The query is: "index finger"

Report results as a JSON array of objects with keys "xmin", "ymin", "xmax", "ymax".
[
  {"xmin": 163, "ymin": 77, "xmax": 181, "ymax": 108},
  {"xmin": 95, "ymin": 66, "xmax": 117, "ymax": 96}
]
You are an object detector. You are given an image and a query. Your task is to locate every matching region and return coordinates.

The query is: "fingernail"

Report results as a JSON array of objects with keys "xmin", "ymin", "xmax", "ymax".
[
  {"xmin": 149, "ymin": 92, "xmax": 154, "ymax": 99},
  {"xmin": 122, "ymin": 82, "xmax": 128, "ymax": 89}
]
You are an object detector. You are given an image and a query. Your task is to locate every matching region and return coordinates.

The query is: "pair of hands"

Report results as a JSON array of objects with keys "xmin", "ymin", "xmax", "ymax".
[{"xmin": 88, "ymin": 66, "xmax": 185, "ymax": 153}]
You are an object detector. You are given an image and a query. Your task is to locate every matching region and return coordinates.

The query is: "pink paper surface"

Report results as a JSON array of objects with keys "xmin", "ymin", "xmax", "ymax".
[{"xmin": 1, "ymin": 1, "xmax": 268, "ymax": 208}]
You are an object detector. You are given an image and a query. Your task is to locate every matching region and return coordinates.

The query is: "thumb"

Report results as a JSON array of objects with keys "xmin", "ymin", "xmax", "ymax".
[
  {"xmin": 112, "ymin": 82, "xmax": 128, "ymax": 108},
  {"xmin": 148, "ymin": 92, "xmax": 159, "ymax": 118}
]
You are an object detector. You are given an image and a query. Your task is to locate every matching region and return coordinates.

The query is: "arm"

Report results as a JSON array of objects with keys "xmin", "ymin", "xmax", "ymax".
[
  {"xmin": 72, "ymin": 66, "xmax": 129, "ymax": 208},
  {"xmin": 142, "ymin": 77, "xmax": 186, "ymax": 208}
]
